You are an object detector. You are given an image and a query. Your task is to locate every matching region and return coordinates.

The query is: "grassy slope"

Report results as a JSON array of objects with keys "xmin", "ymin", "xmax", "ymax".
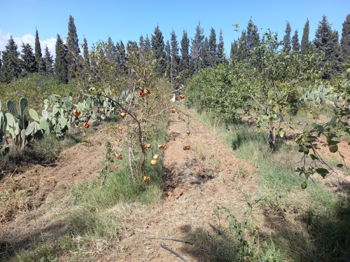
[{"xmin": 198, "ymin": 111, "xmax": 350, "ymax": 261}]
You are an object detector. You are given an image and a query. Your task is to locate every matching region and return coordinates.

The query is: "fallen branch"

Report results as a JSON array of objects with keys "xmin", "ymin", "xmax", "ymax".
[
  {"xmin": 145, "ymin": 237, "xmax": 193, "ymax": 245},
  {"xmin": 160, "ymin": 243, "xmax": 189, "ymax": 262}
]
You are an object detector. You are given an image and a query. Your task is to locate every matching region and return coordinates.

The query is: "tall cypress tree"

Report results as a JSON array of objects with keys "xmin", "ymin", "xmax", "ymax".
[
  {"xmin": 66, "ymin": 15, "xmax": 80, "ymax": 80},
  {"xmin": 341, "ymin": 14, "xmax": 350, "ymax": 62},
  {"xmin": 180, "ymin": 31, "xmax": 190, "ymax": 77},
  {"xmin": 191, "ymin": 23, "xmax": 205, "ymax": 73},
  {"xmin": 217, "ymin": 30, "xmax": 225, "ymax": 64},
  {"xmin": 208, "ymin": 28, "xmax": 217, "ymax": 67},
  {"xmin": 151, "ymin": 26, "xmax": 166, "ymax": 75},
  {"xmin": 82, "ymin": 38, "xmax": 90, "ymax": 68},
  {"xmin": 0, "ymin": 52, "xmax": 2, "ymax": 72},
  {"xmin": 301, "ymin": 19, "xmax": 310, "ymax": 52},
  {"xmin": 55, "ymin": 34, "xmax": 68, "ymax": 84},
  {"xmin": 21, "ymin": 43, "xmax": 37, "ymax": 73},
  {"xmin": 292, "ymin": 30, "xmax": 300, "ymax": 52},
  {"xmin": 170, "ymin": 30, "xmax": 180, "ymax": 81},
  {"xmin": 1, "ymin": 37, "xmax": 21, "ymax": 83},
  {"xmin": 44, "ymin": 46, "xmax": 53, "ymax": 74},
  {"xmin": 314, "ymin": 16, "xmax": 342, "ymax": 78},
  {"xmin": 283, "ymin": 22, "xmax": 292, "ymax": 52},
  {"xmin": 34, "ymin": 29, "xmax": 42, "ymax": 72}
]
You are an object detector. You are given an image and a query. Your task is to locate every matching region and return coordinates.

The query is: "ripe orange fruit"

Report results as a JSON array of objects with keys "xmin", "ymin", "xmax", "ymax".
[
  {"xmin": 113, "ymin": 165, "xmax": 120, "ymax": 170},
  {"xmin": 120, "ymin": 112, "xmax": 127, "ymax": 118},
  {"xmin": 143, "ymin": 176, "xmax": 151, "ymax": 182},
  {"xmin": 72, "ymin": 109, "xmax": 81, "ymax": 117},
  {"xmin": 179, "ymin": 94, "xmax": 185, "ymax": 99},
  {"xmin": 83, "ymin": 122, "xmax": 90, "ymax": 129},
  {"xmin": 150, "ymin": 159, "xmax": 158, "ymax": 165},
  {"xmin": 186, "ymin": 131, "xmax": 191, "ymax": 135},
  {"xmin": 139, "ymin": 89, "xmax": 145, "ymax": 97},
  {"xmin": 183, "ymin": 145, "xmax": 191, "ymax": 150},
  {"xmin": 158, "ymin": 144, "xmax": 167, "ymax": 150}
]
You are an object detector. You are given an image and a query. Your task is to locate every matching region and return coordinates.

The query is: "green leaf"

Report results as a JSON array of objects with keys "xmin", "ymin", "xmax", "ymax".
[
  {"xmin": 329, "ymin": 144, "xmax": 338, "ymax": 153},
  {"xmin": 29, "ymin": 109, "xmax": 40, "ymax": 122},
  {"xmin": 301, "ymin": 181, "xmax": 308, "ymax": 189},
  {"xmin": 336, "ymin": 163, "xmax": 344, "ymax": 168},
  {"xmin": 315, "ymin": 168, "xmax": 329, "ymax": 178},
  {"xmin": 310, "ymin": 154, "xmax": 318, "ymax": 160}
]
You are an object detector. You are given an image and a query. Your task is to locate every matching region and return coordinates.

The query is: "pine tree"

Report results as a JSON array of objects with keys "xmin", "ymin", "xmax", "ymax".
[
  {"xmin": 170, "ymin": 30, "xmax": 180, "ymax": 81},
  {"xmin": 144, "ymin": 36, "xmax": 151, "ymax": 54},
  {"xmin": 341, "ymin": 14, "xmax": 350, "ymax": 62},
  {"xmin": 34, "ymin": 29, "xmax": 42, "ymax": 72},
  {"xmin": 82, "ymin": 38, "xmax": 90, "ymax": 68},
  {"xmin": 237, "ymin": 31, "xmax": 248, "ymax": 60},
  {"xmin": 66, "ymin": 15, "xmax": 80, "ymax": 80},
  {"xmin": 1, "ymin": 36, "xmax": 21, "ymax": 82},
  {"xmin": 292, "ymin": 30, "xmax": 300, "ymax": 52},
  {"xmin": 165, "ymin": 40, "xmax": 171, "ymax": 80},
  {"xmin": 127, "ymin": 41, "xmax": 139, "ymax": 57},
  {"xmin": 139, "ymin": 35, "xmax": 145, "ymax": 51},
  {"xmin": 21, "ymin": 43, "xmax": 37, "ymax": 73},
  {"xmin": 0, "ymin": 52, "xmax": 2, "ymax": 72},
  {"xmin": 151, "ymin": 26, "xmax": 166, "ymax": 75},
  {"xmin": 283, "ymin": 22, "xmax": 292, "ymax": 52},
  {"xmin": 314, "ymin": 16, "xmax": 342, "ymax": 78},
  {"xmin": 44, "ymin": 46, "xmax": 53, "ymax": 74},
  {"xmin": 107, "ymin": 37, "xmax": 118, "ymax": 63},
  {"xmin": 217, "ymin": 30, "xmax": 225, "ymax": 64},
  {"xmin": 301, "ymin": 19, "xmax": 310, "ymax": 52},
  {"xmin": 55, "ymin": 34, "xmax": 68, "ymax": 84},
  {"xmin": 116, "ymin": 41, "xmax": 127, "ymax": 73},
  {"xmin": 246, "ymin": 19, "xmax": 259, "ymax": 50},
  {"xmin": 230, "ymin": 41, "xmax": 238, "ymax": 60},
  {"xmin": 200, "ymin": 38, "xmax": 210, "ymax": 68},
  {"xmin": 208, "ymin": 28, "xmax": 217, "ymax": 66},
  {"xmin": 180, "ymin": 31, "xmax": 190, "ymax": 77},
  {"xmin": 191, "ymin": 23, "xmax": 205, "ymax": 73}
]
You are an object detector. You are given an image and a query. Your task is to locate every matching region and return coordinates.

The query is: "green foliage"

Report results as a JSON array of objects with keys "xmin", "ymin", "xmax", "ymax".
[
  {"xmin": 0, "ymin": 73, "xmax": 77, "ymax": 106},
  {"xmin": 0, "ymin": 37, "xmax": 21, "ymax": 83},
  {"xmin": 21, "ymin": 43, "xmax": 37, "ymax": 74},
  {"xmin": 184, "ymin": 207, "xmax": 284, "ymax": 262},
  {"xmin": 314, "ymin": 16, "xmax": 343, "ymax": 78}
]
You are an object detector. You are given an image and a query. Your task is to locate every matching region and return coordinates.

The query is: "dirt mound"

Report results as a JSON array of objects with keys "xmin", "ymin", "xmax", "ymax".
[{"xmin": 0, "ymin": 127, "xmax": 110, "ymax": 247}]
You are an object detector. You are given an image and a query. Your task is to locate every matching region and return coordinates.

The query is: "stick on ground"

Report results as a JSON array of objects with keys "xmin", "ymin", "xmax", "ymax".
[{"xmin": 160, "ymin": 243, "xmax": 189, "ymax": 262}]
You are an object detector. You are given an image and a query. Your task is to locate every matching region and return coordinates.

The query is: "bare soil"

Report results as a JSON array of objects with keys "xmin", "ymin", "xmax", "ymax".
[{"xmin": 0, "ymin": 127, "xmax": 109, "ymax": 252}]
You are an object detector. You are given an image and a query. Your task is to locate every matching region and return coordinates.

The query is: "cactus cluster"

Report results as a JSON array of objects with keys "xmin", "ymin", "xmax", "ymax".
[{"xmin": 302, "ymin": 85, "xmax": 336, "ymax": 106}]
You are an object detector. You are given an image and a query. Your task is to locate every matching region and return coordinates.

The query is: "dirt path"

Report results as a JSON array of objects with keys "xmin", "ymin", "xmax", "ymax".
[
  {"xmin": 0, "ymin": 127, "xmax": 110, "ymax": 250},
  {"xmin": 101, "ymin": 107, "xmax": 256, "ymax": 262}
]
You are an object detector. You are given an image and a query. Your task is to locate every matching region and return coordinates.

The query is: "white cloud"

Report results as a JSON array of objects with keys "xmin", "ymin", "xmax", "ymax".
[{"xmin": 0, "ymin": 29, "xmax": 57, "ymax": 56}]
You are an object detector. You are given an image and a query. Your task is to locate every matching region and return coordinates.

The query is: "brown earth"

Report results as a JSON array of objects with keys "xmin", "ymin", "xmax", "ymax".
[{"xmin": 0, "ymin": 126, "xmax": 111, "ymax": 251}]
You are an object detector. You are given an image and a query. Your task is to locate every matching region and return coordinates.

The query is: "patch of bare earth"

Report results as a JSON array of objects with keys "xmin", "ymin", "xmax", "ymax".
[
  {"xmin": 0, "ymin": 127, "xmax": 110, "ymax": 251},
  {"xmin": 100, "ymin": 107, "xmax": 257, "ymax": 262}
]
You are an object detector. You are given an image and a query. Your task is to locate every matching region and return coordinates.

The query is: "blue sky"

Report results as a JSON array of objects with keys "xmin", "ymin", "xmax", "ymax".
[{"xmin": 0, "ymin": 0, "xmax": 349, "ymax": 54}]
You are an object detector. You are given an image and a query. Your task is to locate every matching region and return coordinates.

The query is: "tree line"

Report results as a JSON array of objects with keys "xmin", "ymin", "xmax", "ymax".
[{"xmin": 0, "ymin": 14, "xmax": 349, "ymax": 84}]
